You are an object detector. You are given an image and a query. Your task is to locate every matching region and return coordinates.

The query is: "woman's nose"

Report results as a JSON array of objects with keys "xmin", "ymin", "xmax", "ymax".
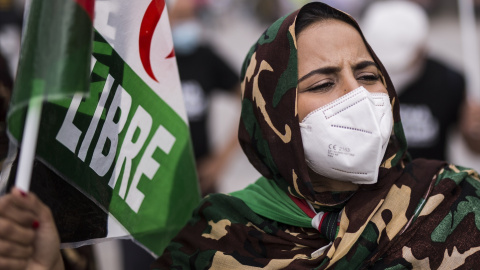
[{"xmin": 340, "ymin": 76, "xmax": 361, "ymax": 94}]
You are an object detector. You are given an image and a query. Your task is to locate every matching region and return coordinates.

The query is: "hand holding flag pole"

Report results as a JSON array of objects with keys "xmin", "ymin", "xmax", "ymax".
[
  {"xmin": 6, "ymin": 0, "xmax": 200, "ymax": 256},
  {"xmin": 9, "ymin": 0, "xmax": 94, "ymax": 191}
]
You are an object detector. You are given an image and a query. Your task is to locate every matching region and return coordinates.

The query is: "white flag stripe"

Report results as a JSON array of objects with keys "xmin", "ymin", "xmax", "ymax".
[{"xmin": 93, "ymin": 0, "xmax": 188, "ymax": 122}]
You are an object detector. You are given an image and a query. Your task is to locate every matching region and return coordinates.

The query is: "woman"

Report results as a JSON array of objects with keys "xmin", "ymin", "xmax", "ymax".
[{"xmin": 1, "ymin": 2, "xmax": 479, "ymax": 269}]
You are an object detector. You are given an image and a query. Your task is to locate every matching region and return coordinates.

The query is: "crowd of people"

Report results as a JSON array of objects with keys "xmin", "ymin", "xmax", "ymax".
[{"xmin": 1, "ymin": 0, "xmax": 480, "ymax": 269}]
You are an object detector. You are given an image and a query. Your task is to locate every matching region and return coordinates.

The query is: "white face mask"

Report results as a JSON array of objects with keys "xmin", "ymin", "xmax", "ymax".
[{"xmin": 300, "ymin": 86, "xmax": 393, "ymax": 185}]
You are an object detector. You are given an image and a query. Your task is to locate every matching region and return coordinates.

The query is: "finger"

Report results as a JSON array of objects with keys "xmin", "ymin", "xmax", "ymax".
[
  {"xmin": 0, "ymin": 238, "xmax": 33, "ymax": 259},
  {"xmin": 0, "ymin": 194, "xmax": 37, "ymax": 228},
  {"xmin": 23, "ymin": 192, "xmax": 56, "ymax": 230},
  {"xmin": 0, "ymin": 256, "xmax": 28, "ymax": 270},
  {"xmin": 0, "ymin": 217, "xmax": 35, "ymax": 246},
  {"xmin": 10, "ymin": 188, "xmax": 54, "ymax": 227}
]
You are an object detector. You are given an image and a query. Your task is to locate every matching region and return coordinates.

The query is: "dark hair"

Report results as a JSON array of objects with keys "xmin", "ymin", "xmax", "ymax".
[
  {"xmin": 0, "ymin": 50, "xmax": 12, "ymax": 91},
  {"xmin": 295, "ymin": 2, "xmax": 360, "ymax": 36}
]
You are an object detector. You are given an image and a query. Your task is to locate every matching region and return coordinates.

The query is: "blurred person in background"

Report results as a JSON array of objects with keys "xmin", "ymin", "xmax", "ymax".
[
  {"xmin": 0, "ymin": 0, "xmax": 21, "ymax": 140},
  {"xmin": 362, "ymin": 0, "xmax": 480, "ymax": 161},
  {"xmin": 1, "ymin": 2, "xmax": 480, "ymax": 269},
  {"xmin": 0, "ymin": 50, "xmax": 12, "ymax": 168},
  {"xmin": 408, "ymin": 0, "xmax": 440, "ymax": 12},
  {"xmin": 320, "ymin": 0, "xmax": 372, "ymax": 19},
  {"xmin": 119, "ymin": 0, "xmax": 242, "ymax": 268},
  {"xmin": 0, "ymin": 0, "xmax": 22, "ymax": 77},
  {"xmin": 169, "ymin": 0, "xmax": 241, "ymax": 196},
  {"xmin": 248, "ymin": 0, "xmax": 310, "ymax": 25},
  {"xmin": 408, "ymin": 0, "xmax": 480, "ymax": 13}
]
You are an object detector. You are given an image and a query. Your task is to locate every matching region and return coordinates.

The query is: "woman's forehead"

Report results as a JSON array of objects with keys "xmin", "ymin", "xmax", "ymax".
[
  {"xmin": 297, "ymin": 20, "xmax": 373, "ymax": 68},
  {"xmin": 296, "ymin": 19, "xmax": 359, "ymax": 39}
]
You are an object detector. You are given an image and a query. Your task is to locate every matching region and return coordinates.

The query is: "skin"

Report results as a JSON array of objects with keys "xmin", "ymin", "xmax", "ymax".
[
  {"xmin": 0, "ymin": 18, "xmax": 393, "ymax": 269},
  {"xmin": 297, "ymin": 19, "xmax": 388, "ymax": 192},
  {"xmin": 460, "ymin": 100, "xmax": 480, "ymax": 153},
  {"xmin": 0, "ymin": 188, "xmax": 63, "ymax": 270},
  {"xmin": 169, "ymin": 0, "xmax": 242, "ymax": 195}
]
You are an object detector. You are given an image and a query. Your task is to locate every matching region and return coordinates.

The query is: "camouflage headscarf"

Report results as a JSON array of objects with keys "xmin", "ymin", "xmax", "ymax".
[
  {"xmin": 154, "ymin": 3, "xmax": 480, "ymax": 269},
  {"xmin": 237, "ymin": 2, "xmax": 406, "ymax": 205}
]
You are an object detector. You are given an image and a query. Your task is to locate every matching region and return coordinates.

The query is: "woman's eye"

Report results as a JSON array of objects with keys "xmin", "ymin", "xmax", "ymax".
[
  {"xmin": 358, "ymin": 74, "xmax": 380, "ymax": 82},
  {"xmin": 305, "ymin": 82, "xmax": 335, "ymax": 92}
]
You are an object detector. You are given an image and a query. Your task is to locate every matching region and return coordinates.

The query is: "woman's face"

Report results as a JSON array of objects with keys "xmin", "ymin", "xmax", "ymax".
[{"xmin": 297, "ymin": 19, "xmax": 388, "ymax": 122}]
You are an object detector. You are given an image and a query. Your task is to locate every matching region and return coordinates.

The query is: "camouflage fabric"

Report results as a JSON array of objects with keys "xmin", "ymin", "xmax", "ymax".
[{"xmin": 153, "ymin": 2, "xmax": 480, "ymax": 269}]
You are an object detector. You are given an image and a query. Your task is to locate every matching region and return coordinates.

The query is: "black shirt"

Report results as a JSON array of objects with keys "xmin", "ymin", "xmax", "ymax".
[
  {"xmin": 176, "ymin": 45, "xmax": 239, "ymax": 159},
  {"xmin": 398, "ymin": 58, "xmax": 465, "ymax": 161}
]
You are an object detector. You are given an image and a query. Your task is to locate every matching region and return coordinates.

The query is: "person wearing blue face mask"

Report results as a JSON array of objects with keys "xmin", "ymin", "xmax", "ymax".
[
  {"xmin": 169, "ymin": 0, "xmax": 241, "ymax": 196},
  {"xmin": 119, "ymin": 1, "xmax": 242, "ymax": 268},
  {"xmin": 1, "ymin": 3, "xmax": 480, "ymax": 270},
  {"xmin": 171, "ymin": 18, "xmax": 202, "ymax": 55}
]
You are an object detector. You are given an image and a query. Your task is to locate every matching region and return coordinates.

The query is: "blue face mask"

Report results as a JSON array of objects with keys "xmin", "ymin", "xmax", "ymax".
[{"xmin": 172, "ymin": 20, "xmax": 202, "ymax": 55}]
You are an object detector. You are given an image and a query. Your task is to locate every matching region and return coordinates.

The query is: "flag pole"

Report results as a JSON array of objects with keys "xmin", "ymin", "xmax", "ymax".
[
  {"xmin": 458, "ymin": 0, "xmax": 480, "ymax": 102},
  {"xmin": 15, "ymin": 97, "xmax": 43, "ymax": 191}
]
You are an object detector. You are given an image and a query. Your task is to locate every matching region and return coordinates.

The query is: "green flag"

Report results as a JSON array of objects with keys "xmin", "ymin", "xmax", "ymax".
[
  {"xmin": 8, "ymin": 0, "xmax": 93, "ymax": 139},
  {"xmin": 5, "ymin": 0, "xmax": 200, "ymax": 256}
]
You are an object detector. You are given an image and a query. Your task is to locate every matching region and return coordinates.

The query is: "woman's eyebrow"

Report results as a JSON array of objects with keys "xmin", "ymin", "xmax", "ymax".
[
  {"xmin": 354, "ymin": 60, "xmax": 379, "ymax": 70},
  {"xmin": 298, "ymin": 66, "xmax": 341, "ymax": 83}
]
